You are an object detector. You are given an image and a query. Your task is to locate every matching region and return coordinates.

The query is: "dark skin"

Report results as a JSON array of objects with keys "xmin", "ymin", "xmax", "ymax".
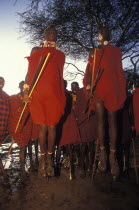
[
  {"xmin": 96, "ymin": 33, "xmax": 118, "ymax": 151},
  {"xmin": 23, "ymin": 26, "xmax": 58, "ymax": 177},
  {"xmin": 18, "ymin": 81, "xmax": 28, "ymax": 178},
  {"xmin": 0, "ymin": 77, "xmax": 5, "ymax": 94},
  {"xmin": 86, "ymin": 31, "xmax": 119, "ymax": 176}
]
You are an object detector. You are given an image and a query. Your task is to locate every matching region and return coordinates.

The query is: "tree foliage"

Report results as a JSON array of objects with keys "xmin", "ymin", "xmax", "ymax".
[{"xmin": 18, "ymin": 0, "xmax": 139, "ymax": 81}]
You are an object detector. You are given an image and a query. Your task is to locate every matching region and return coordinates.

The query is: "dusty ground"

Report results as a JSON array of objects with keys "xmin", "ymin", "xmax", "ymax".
[{"xmin": 0, "ymin": 141, "xmax": 139, "ymax": 210}]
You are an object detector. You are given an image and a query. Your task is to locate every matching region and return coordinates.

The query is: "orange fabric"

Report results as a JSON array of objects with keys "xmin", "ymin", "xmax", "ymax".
[
  {"xmin": 83, "ymin": 44, "xmax": 127, "ymax": 111},
  {"xmin": 132, "ymin": 88, "xmax": 139, "ymax": 133},
  {"xmin": 26, "ymin": 48, "xmax": 66, "ymax": 126}
]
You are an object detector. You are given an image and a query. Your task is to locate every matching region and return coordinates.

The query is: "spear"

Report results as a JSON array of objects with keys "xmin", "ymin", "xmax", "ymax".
[{"xmin": 15, "ymin": 52, "xmax": 51, "ymax": 133}]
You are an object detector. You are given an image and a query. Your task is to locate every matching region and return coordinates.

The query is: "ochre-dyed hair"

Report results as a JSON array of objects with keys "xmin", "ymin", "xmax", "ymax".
[
  {"xmin": 98, "ymin": 26, "xmax": 112, "ymax": 41},
  {"xmin": 44, "ymin": 25, "xmax": 57, "ymax": 41}
]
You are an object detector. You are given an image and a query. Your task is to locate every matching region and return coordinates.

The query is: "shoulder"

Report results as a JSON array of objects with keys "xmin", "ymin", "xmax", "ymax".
[
  {"xmin": 108, "ymin": 44, "xmax": 121, "ymax": 53},
  {"xmin": 10, "ymin": 94, "xmax": 18, "ymax": 100},
  {"xmin": 1, "ymin": 91, "xmax": 9, "ymax": 99},
  {"xmin": 56, "ymin": 49, "xmax": 65, "ymax": 58},
  {"xmin": 30, "ymin": 46, "xmax": 40, "ymax": 55}
]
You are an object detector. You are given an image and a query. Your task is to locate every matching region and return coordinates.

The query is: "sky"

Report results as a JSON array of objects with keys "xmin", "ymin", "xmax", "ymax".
[
  {"xmin": 0, "ymin": 0, "xmax": 32, "ymax": 95},
  {"xmin": 0, "ymin": 0, "xmax": 85, "ymax": 95}
]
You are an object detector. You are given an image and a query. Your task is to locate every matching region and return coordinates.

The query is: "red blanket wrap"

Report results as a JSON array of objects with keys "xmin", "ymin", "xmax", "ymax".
[
  {"xmin": 57, "ymin": 91, "xmax": 81, "ymax": 146},
  {"xmin": 26, "ymin": 48, "xmax": 66, "ymax": 126},
  {"xmin": 83, "ymin": 44, "xmax": 127, "ymax": 111},
  {"xmin": 8, "ymin": 94, "xmax": 33, "ymax": 147},
  {"xmin": 75, "ymin": 88, "xmax": 97, "ymax": 142}
]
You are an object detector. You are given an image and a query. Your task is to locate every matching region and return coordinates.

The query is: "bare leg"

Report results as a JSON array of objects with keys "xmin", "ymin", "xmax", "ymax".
[
  {"xmin": 34, "ymin": 139, "xmax": 39, "ymax": 169},
  {"xmin": 46, "ymin": 125, "xmax": 56, "ymax": 177},
  {"xmin": 108, "ymin": 111, "xmax": 117, "ymax": 150},
  {"xmin": 28, "ymin": 140, "xmax": 33, "ymax": 169},
  {"xmin": 67, "ymin": 144, "xmax": 75, "ymax": 180},
  {"xmin": 0, "ymin": 156, "xmax": 9, "ymax": 184},
  {"xmin": 79, "ymin": 143, "xmax": 86, "ymax": 178},
  {"xmin": 38, "ymin": 125, "xmax": 47, "ymax": 153},
  {"xmin": 20, "ymin": 146, "xmax": 27, "ymax": 180},
  {"xmin": 47, "ymin": 126, "xmax": 56, "ymax": 153},
  {"xmin": 88, "ymin": 141, "xmax": 95, "ymax": 176},
  {"xmin": 95, "ymin": 101, "xmax": 107, "ymax": 172},
  {"xmin": 38, "ymin": 124, "xmax": 47, "ymax": 177},
  {"xmin": 108, "ymin": 110, "xmax": 119, "ymax": 177}
]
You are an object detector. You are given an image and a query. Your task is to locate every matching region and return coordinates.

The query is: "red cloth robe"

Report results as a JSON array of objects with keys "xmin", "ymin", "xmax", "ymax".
[
  {"xmin": 132, "ymin": 88, "xmax": 139, "ymax": 133},
  {"xmin": 8, "ymin": 94, "xmax": 33, "ymax": 147},
  {"xmin": 83, "ymin": 44, "xmax": 127, "ymax": 111},
  {"xmin": 57, "ymin": 91, "xmax": 81, "ymax": 146},
  {"xmin": 26, "ymin": 47, "xmax": 66, "ymax": 126},
  {"xmin": 0, "ymin": 91, "xmax": 9, "ymax": 144},
  {"xmin": 75, "ymin": 88, "xmax": 97, "ymax": 142}
]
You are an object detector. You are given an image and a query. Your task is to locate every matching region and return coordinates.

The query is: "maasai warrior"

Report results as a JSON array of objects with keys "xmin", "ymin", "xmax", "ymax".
[
  {"xmin": 83, "ymin": 26, "xmax": 127, "ymax": 178},
  {"xmin": 8, "ymin": 81, "xmax": 34, "ymax": 179},
  {"xmin": 24, "ymin": 25, "xmax": 66, "ymax": 177},
  {"xmin": 56, "ymin": 80, "xmax": 81, "ymax": 180},
  {"xmin": 0, "ymin": 77, "xmax": 10, "ymax": 184},
  {"xmin": 75, "ymin": 86, "xmax": 97, "ymax": 177},
  {"xmin": 132, "ymin": 79, "xmax": 139, "ymax": 137}
]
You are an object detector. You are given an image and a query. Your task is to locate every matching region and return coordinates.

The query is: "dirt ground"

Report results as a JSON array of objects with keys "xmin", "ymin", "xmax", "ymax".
[{"xmin": 0, "ymin": 141, "xmax": 139, "ymax": 210}]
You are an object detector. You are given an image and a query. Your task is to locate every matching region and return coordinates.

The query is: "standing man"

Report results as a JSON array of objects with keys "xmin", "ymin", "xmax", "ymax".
[
  {"xmin": 24, "ymin": 25, "xmax": 66, "ymax": 177},
  {"xmin": 0, "ymin": 77, "xmax": 10, "ymax": 184},
  {"xmin": 83, "ymin": 26, "xmax": 127, "ymax": 178},
  {"xmin": 8, "ymin": 81, "xmax": 34, "ymax": 180}
]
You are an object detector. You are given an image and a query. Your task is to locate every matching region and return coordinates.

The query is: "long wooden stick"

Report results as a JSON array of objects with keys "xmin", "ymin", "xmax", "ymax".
[{"xmin": 15, "ymin": 52, "xmax": 50, "ymax": 133}]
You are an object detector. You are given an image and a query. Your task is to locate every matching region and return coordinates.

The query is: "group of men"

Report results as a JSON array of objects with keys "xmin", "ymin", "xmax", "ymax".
[{"xmin": 0, "ymin": 25, "xmax": 139, "ymax": 184}]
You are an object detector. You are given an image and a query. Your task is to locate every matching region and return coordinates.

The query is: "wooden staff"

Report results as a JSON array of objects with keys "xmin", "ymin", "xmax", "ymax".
[
  {"xmin": 87, "ymin": 48, "xmax": 97, "ymax": 119},
  {"xmin": 15, "ymin": 52, "xmax": 50, "ymax": 133}
]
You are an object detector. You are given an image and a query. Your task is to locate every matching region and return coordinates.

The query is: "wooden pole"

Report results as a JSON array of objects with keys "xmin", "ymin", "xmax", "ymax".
[{"xmin": 15, "ymin": 52, "xmax": 50, "ymax": 133}]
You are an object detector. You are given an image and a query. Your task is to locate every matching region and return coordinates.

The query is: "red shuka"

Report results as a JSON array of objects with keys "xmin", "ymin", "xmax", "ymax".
[
  {"xmin": 75, "ymin": 88, "xmax": 97, "ymax": 142},
  {"xmin": 83, "ymin": 44, "xmax": 127, "ymax": 111},
  {"xmin": 8, "ymin": 94, "xmax": 33, "ymax": 147},
  {"xmin": 132, "ymin": 88, "xmax": 139, "ymax": 133},
  {"xmin": 57, "ymin": 91, "xmax": 81, "ymax": 146},
  {"xmin": 26, "ymin": 47, "xmax": 66, "ymax": 126}
]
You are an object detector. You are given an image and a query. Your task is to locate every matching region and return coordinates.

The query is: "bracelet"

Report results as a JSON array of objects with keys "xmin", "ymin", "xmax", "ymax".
[
  {"xmin": 86, "ymin": 85, "xmax": 91, "ymax": 90},
  {"xmin": 23, "ymin": 84, "xmax": 29, "ymax": 91}
]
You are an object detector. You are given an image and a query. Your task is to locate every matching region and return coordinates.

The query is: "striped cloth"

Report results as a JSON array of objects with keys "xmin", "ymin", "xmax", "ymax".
[
  {"xmin": 0, "ymin": 91, "xmax": 10, "ymax": 144},
  {"xmin": 8, "ymin": 94, "xmax": 33, "ymax": 147}
]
